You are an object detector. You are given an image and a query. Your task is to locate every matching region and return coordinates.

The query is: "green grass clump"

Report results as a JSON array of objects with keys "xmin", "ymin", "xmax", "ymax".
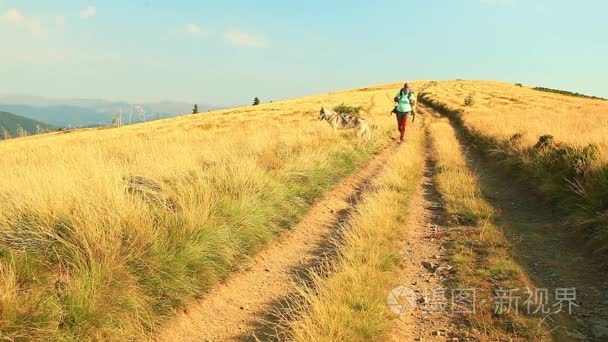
[{"xmin": 333, "ymin": 103, "xmax": 363, "ymax": 115}]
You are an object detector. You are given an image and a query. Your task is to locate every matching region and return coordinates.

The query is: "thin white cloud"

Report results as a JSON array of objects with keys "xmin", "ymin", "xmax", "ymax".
[
  {"xmin": 185, "ymin": 24, "xmax": 202, "ymax": 34},
  {"xmin": 55, "ymin": 15, "xmax": 65, "ymax": 26},
  {"xmin": 224, "ymin": 31, "xmax": 267, "ymax": 48},
  {"xmin": 80, "ymin": 7, "xmax": 96, "ymax": 18},
  {"xmin": 1, "ymin": 8, "xmax": 44, "ymax": 34}
]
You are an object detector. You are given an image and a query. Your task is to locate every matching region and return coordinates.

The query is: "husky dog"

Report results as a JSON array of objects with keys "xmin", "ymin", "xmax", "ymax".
[{"xmin": 318, "ymin": 107, "xmax": 371, "ymax": 140}]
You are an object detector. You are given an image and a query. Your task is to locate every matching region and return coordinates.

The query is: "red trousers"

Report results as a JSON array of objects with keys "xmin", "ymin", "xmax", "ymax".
[{"xmin": 396, "ymin": 114, "xmax": 409, "ymax": 140}]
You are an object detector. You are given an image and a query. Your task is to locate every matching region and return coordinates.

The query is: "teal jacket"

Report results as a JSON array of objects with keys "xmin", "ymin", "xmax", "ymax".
[{"xmin": 394, "ymin": 89, "xmax": 415, "ymax": 113}]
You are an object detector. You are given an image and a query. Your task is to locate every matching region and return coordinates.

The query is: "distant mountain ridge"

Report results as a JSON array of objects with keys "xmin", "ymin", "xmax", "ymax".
[
  {"xmin": 0, "ymin": 111, "xmax": 56, "ymax": 137},
  {"xmin": 0, "ymin": 96, "xmax": 218, "ymax": 128}
]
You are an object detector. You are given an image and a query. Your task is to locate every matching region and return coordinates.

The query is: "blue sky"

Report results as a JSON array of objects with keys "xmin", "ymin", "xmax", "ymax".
[{"xmin": 1, "ymin": 0, "xmax": 607, "ymax": 106}]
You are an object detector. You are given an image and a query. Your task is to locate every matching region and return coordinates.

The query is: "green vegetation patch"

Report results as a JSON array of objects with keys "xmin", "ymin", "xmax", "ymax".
[
  {"xmin": 532, "ymin": 87, "xmax": 606, "ymax": 101},
  {"xmin": 0, "ymin": 111, "xmax": 56, "ymax": 139}
]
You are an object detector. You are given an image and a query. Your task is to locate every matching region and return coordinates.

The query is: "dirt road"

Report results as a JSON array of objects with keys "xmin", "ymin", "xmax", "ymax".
[
  {"xmin": 157, "ymin": 143, "xmax": 398, "ymax": 341},
  {"xmin": 159, "ymin": 105, "xmax": 608, "ymax": 341}
]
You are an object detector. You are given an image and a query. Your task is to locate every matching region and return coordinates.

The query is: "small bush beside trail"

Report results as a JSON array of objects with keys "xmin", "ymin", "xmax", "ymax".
[
  {"xmin": 333, "ymin": 103, "xmax": 363, "ymax": 115},
  {"xmin": 463, "ymin": 94, "xmax": 474, "ymax": 107}
]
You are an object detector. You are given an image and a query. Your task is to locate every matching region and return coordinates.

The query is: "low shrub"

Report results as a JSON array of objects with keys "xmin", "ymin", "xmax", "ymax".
[
  {"xmin": 333, "ymin": 103, "xmax": 362, "ymax": 115},
  {"xmin": 463, "ymin": 94, "xmax": 474, "ymax": 107}
]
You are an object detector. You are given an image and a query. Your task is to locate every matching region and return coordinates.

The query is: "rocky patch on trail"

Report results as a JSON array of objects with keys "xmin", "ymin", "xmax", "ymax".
[{"xmin": 389, "ymin": 169, "xmax": 470, "ymax": 341}]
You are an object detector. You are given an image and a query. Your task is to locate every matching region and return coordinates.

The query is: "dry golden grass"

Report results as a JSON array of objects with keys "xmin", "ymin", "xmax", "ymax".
[
  {"xmin": 423, "ymin": 80, "xmax": 608, "ymax": 160},
  {"xmin": 421, "ymin": 80, "xmax": 608, "ymax": 260},
  {"xmin": 289, "ymin": 115, "xmax": 425, "ymax": 341},
  {"xmin": 428, "ymin": 119, "xmax": 546, "ymax": 340},
  {"xmin": 0, "ymin": 83, "xmax": 416, "ymax": 340},
  {"xmin": 428, "ymin": 119, "xmax": 493, "ymax": 225}
]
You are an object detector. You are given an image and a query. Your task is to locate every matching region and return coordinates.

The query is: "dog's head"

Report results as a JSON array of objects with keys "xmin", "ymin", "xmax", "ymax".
[{"xmin": 319, "ymin": 107, "xmax": 326, "ymax": 121}]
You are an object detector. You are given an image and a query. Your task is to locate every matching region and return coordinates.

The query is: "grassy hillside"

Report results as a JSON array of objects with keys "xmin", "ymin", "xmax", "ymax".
[
  {"xmin": 419, "ymin": 80, "xmax": 608, "ymax": 261},
  {"xmin": 0, "ymin": 82, "xmax": 407, "ymax": 340},
  {"xmin": 0, "ymin": 111, "xmax": 55, "ymax": 138},
  {"xmin": 420, "ymin": 80, "xmax": 608, "ymax": 158}
]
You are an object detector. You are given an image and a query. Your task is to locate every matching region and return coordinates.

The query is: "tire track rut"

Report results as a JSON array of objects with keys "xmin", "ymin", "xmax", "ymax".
[{"xmin": 157, "ymin": 143, "xmax": 399, "ymax": 341}]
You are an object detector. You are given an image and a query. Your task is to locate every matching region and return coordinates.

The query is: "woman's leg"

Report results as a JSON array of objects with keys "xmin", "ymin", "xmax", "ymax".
[
  {"xmin": 401, "ymin": 114, "xmax": 409, "ymax": 140},
  {"xmin": 397, "ymin": 114, "xmax": 406, "ymax": 141}
]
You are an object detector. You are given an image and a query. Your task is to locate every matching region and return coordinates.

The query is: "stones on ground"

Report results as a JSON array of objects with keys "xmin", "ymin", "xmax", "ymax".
[
  {"xmin": 432, "ymin": 329, "xmax": 446, "ymax": 336},
  {"xmin": 437, "ymin": 264, "xmax": 454, "ymax": 279},
  {"xmin": 421, "ymin": 261, "xmax": 437, "ymax": 272}
]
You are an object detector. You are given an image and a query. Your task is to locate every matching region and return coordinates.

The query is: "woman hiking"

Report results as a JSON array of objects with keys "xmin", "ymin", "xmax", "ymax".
[{"xmin": 391, "ymin": 82, "xmax": 415, "ymax": 142}]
